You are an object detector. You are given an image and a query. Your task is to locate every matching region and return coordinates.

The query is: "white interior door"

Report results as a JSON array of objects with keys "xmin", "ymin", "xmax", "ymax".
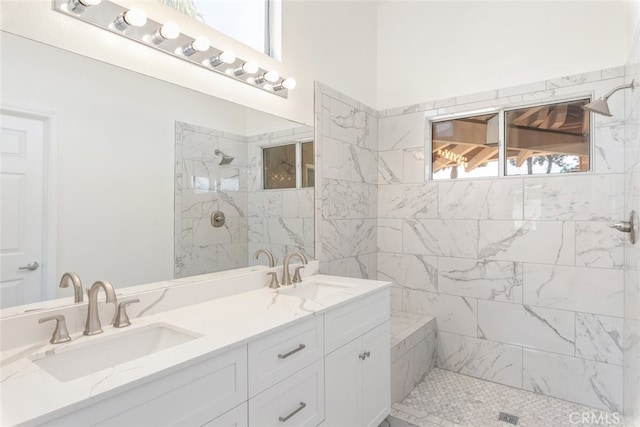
[{"xmin": 0, "ymin": 112, "xmax": 46, "ymax": 308}]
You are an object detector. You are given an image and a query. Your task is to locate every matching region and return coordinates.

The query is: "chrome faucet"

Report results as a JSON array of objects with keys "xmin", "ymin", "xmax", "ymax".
[
  {"xmin": 84, "ymin": 281, "xmax": 117, "ymax": 336},
  {"xmin": 254, "ymin": 249, "xmax": 276, "ymax": 267},
  {"xmin": 281, "ymin": 252, "xmax": 308, "ymax": 286},
  {"xmin": 59, "ymin": 272, "xmax": 84, "ymax": 303}
]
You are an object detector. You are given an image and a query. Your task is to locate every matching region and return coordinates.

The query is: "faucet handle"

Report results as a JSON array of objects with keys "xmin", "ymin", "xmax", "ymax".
[
  {"xmin": 39, "ymin": 315, "xmax": 71, "ymax": 344},
  {"xmin": 293, "ymin": 265, "xmax": 305, "ymax": 283},
  {"xmin": 114, "ymin": 298, "xmax": 140, "ymax": 328}
]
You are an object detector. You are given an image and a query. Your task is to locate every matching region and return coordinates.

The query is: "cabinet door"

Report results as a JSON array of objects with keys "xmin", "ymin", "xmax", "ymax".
[
  {"xmin": 323, "ymin": 338, "xmax": 362, "ymax": 427},
  {"xmin": 362, "ymin": 322, "xmax": 390, "ymax": 427},
  {"xmin": 203, "ymin": 402, "xmax": 248, "ymax": 427}
]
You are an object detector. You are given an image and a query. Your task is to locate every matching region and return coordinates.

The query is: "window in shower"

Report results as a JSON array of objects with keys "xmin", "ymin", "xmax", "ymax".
[
  {"xmin": 263, "ymin": 141, "xmax": 314, "ymax": 189},
  {"xmin": 504, "ymin": 98, "xmax": 591, "ymax": 175},
  {"xmin": 431, "ymin": 113, "xmax": 500, "ymax": 180}
]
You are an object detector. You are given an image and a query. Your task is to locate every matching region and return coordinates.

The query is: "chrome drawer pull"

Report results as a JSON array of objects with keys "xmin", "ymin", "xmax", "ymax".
[
  {"xmin": 279, "ymin": 402, "xmax": 307, "ymax": 422},
  {"xmin": 359, "ymin": 351, "xmax": 371, "ymax": 360},
  {"xmin": 278, "ymin": 344, "xmax": 306, "ymax": 359}
]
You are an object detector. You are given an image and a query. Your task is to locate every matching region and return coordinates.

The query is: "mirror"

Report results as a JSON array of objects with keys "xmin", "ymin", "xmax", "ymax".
[{"xmin": 0, "ymin": 32, "xmax": 314, "ymax": 310}]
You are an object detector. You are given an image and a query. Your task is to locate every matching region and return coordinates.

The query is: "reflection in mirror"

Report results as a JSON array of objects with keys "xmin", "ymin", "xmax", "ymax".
[
  {"xmin": 174, "ymin": 122, "xmax": 314, "ymax": 277},
  {"xmin": 0, "ymin": 32, "xmax": 314, "ymax": 311}
]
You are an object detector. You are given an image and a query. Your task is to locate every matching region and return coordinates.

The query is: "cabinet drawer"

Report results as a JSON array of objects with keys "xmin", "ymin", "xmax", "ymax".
[
  {"xmin": 249, "ymin": 359, "xmax": 324, "ymax": 427},
  {"xmin": 248, "ymin": 315, "xmax": 323, "ymax": 397},
  {"xmin": 47, "ymin": 345, "xmax": 248, "ymax": 427},
  {"xmin": 324, "ymin": 289, "xmax": 389, "ymax": 354},
  {"xmin": 204, "ymin": 402, "xmax": 248, "ymax": 427}
]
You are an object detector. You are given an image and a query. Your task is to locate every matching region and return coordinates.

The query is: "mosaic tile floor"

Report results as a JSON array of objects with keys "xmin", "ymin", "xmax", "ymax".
[{"xmin": 387, "ymin": 368, "xmax": 625, "ymax": 427}]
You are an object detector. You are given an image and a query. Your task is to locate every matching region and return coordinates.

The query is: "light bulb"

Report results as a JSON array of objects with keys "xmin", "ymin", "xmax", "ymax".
[
  {"xmin": 243, "ymin": 62, "xmax": 259, "ymax": 74},
  {"xmin": 149, "ymin": 21, "xmax": 180, "ymax": 44},
  {"xmin": 274, "ymin": 77, "xmax": 296, "ymax": 91},
  {"xmin": 67, "ymin": 0, "xmax": 101, "ymax": 13},
  {"xmin": 282, "ymin": 78, "xmax": 296, "ymax": 90},
  {"xmin": 124, "ymin": 8, "xmax": 146, "ymax": 27},
  {"xmin": 160, "ymin": 21, "xmax": 180, "ymax": 40},
  {"xmin": 209, "ymin": 50, "xmax": 236, "ymax": 67},
  {"xmin": 255, "ymin": 70, "xmax": 279, "ymax": 84},
  {"xmin": 264, "ymin": 70, "xmax": 279, "ymax": 83},
  {"xmin": 219, "ymin": 50, "xmax": 236, "ymax": 64},
  {"xmin": 192, "ymin": 36, "xmax": 209, "ymax": 52},
  {"xmin": 234, "ymin": 61, "xmax": 259, "ymax": 76},
  {"xmin": 182, "ymin": 36, "xmax": 209, "ymax": 56},
  {"xmin": 114, "ymin": 7, "xmax": 147, "ymax": 31}
]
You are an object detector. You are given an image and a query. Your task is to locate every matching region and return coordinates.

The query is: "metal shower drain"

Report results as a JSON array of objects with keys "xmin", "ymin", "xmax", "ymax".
[{"xmin": 498, "ymin": 412, "xmax": 519, "ymax": 425}]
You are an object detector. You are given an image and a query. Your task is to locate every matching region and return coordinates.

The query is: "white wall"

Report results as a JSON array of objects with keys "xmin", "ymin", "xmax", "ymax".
[
  {"xmin": 0, "ymin": 0, "xmax": 378, "ymax": 126},
  {"xmin": 376, "ymin": 1, "xmax": 631, "ymax": 109},
  {"xmin": 1, "ymin": 0, "xmax": 631, "ymax": 122}
]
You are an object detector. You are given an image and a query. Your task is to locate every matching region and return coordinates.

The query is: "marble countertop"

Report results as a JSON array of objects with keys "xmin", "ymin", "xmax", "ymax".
[{"xmin": 0, "ymin": 274, "xmax": 390, "ymax": 426}]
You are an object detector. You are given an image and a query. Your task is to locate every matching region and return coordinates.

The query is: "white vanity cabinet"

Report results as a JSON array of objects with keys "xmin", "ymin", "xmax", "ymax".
[
  {"xmin": 323, "ymin": 293, "xmax": 391, "ymax": 427},
  {"xmin": 22, "ymin": 283, "xmax": 390, "ymax": 427}
]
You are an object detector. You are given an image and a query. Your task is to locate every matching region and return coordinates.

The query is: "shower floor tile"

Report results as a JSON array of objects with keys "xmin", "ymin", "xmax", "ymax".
[{"xmin": 388, "ymin": 368, "xmax": 625, "ymax": 427}]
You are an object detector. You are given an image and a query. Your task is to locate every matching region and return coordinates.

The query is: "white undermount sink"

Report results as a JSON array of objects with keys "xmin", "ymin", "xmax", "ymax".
[
  {"xmin": 277, "ymin": 280, "xmax": 355, "ymax": 299},
  {"xmin": 33, "ymin": 323, "xmax": 200, "ymax": 382}
]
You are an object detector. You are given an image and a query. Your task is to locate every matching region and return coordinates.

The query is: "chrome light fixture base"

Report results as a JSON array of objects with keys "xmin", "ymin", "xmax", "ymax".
[{"xmin": 54, "ymin": 0, "xmax": 291, "ymax": 98}]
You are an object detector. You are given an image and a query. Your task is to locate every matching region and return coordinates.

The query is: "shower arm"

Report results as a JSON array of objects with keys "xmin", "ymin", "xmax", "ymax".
[{"xmin": 602, "ymin": 80, "xmax": 636, "ymax": 100}]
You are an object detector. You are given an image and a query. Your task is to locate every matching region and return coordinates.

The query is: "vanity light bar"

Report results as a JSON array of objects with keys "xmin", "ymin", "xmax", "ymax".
[{"xmin": 54, "ymin": 0, "xmax": 294, "ymax": 98}]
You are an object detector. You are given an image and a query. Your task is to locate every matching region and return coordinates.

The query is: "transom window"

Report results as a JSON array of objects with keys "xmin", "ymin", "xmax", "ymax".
[
  {"xmin": 160, "ymin": 0, "xmax": 281, "ymax": 58},
  {"xmin": 430, "ymin": 98, "xmax": 591, "ymax": 180}
]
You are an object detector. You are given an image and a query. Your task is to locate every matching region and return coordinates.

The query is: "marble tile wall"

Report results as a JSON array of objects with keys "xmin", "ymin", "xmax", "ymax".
[
  {"xmin": 246, "ymin": 127, "xmax": 315, "ymax": 265},
  {"xmin": 390, "ymin": 312, "xmax": 437, "ymax": 405},
  {"xmin": 376, "ymin": 68, "xmax": 628, "ymax": 413},
  {"xmin": 624, "ymin": 23, "xmax": 640, "ymax": 426},
  {"xmin": 174, "ymin": 122, "xmax": 248, "ymax": 278},
  {"xmin": 315, "ymin": 83, "xmax": 379, "ymax": 278}
]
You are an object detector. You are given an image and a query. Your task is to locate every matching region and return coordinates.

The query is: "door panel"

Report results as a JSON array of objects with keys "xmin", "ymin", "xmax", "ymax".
[
  {"xmin": 0, "ymin": 113, "xmax": 46, "ymax": 307},
  {"xmin": 362, "ymin": 322, "xmax": 391, "ymax": 427},
  {"xmin": 324, "ymin": 338, "xmax": 362, "ymax": 426}
]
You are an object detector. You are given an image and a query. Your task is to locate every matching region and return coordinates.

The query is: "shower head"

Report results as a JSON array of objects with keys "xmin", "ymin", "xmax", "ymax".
[
  {"xmin": 582, "ymin": 79, "xmax": 636, "ymax": 117},
  {"xmin": 215, "ymin": 149, "xmax": 234, "ymax": 165}
]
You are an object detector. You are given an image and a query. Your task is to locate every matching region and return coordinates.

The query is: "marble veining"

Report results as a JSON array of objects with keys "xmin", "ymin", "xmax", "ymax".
[
  {"xmin": 437, "ymin": 332, "xmax": 522, "ymax": 388},
  {"xmin": 522, "ymin": 264, "xmax": 623, "ymax": 317},
  {"xmin": 378, "ymin": 253, "xmax": 438, "ymax": 293},
  {"xmin": 575, "ymin": 313, "xmax": 624, "ymax": 366},
  {"xmin": 523, "ymin": 349, "xmax": 623, "ymax": 413},
  {"xmin": 438, "ymin": 258, "xmax": 522, "ymax": 303},
  {"xmin": 379, "ymin": 184, "xmax": 438, "ymax": 219},
  {"xmin": 477, "ymin": 300, "xmax": 575, "ymax": 356},
  {"xmin": 403, "ymin": 219, "xmax": 478, "ymax": 258},
  {"xmin": 438, "ymin": 179, "xmax": 523, "ymax": 220},
  {"xmin": 478, "ymin": 220, "xmax": 575, "ymax": 265}
]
